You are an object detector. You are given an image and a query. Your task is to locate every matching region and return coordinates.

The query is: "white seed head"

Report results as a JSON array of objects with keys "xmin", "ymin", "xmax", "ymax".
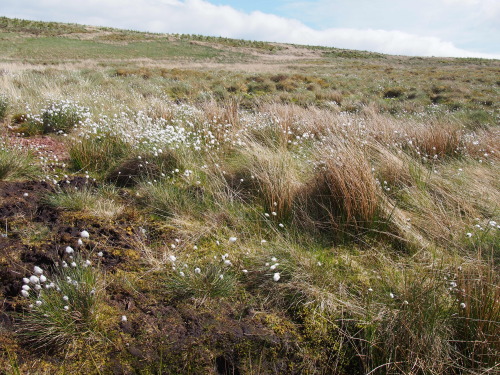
[
  {"xmin": 80, "ymin": 230, "xmax": 89, "ymax": 238},
  {"xmin": 228, "ymin": 236, "xmax": 237, "ymax": 243},
  {"xmin": 29, "ymin": 275, "xmax": 39, "ymax": 284},
  {"xmin": 21, "ymin": 290, "xmax": 29, "ymax": 297},
  {"xmin": 33, "ymin": 266, "xmax": 43, "ymax": 275},
  {"xmin": 273, "ymin": 273, "xmax": 281, "ymax": 282},
  {"xmin": 194, "ymin": 267, "xmax": 201, "ymax": 274},
  {"xmin": 22, "ymin": 285, "xmax": 30, "ymax": 291},
  {"xmin": 169, "ymin": 255, "xmax": 176, "ymax": 262},
  {"xmin": 65, "ymin": 246, "xmax": 74, "ymax": 254},
  {"xmin": 39, "ymin": 275, "xmax": 47, "ymax": 283},
  {"xmin": 23, "ymin": 277, "xmax": 30, "ymax": 284},
  {"xmin": 121, "ymin": 315, "xmax": 128, "ymax": 322}
]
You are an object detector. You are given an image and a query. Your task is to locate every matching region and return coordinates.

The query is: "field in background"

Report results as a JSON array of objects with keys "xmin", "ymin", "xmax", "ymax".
[{"xmin": 0, "ymin": 17, "xmax": 499, "ymax": 374}]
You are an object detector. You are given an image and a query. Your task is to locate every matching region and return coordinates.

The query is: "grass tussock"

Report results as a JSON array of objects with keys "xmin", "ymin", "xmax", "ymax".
[
  {"xmin": 297, "ymin": 142, "xmax": 378, "ymax": 232},
  {"xmin": 17, "ymin": 256, "xmax": 102, "ymax": 351},
  {"xmin": 0, "ymin": 146, "xmax": 41, "ymax": 181}
]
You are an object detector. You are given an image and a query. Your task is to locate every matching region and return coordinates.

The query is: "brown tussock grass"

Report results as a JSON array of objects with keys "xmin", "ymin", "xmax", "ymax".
[{"xmin": 296, "ymin": 141, "xmax": 378, "ymax": 231}]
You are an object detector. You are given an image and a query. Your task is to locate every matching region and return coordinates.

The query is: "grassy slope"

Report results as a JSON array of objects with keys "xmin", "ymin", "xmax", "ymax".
[{"xmin": 0, "ymin": 17, "xmax": 499, "ymax": 374}]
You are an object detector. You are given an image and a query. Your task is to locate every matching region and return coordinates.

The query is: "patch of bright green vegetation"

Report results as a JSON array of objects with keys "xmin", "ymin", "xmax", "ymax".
[{"xmin": 0, "ymin": 37, "xmax": 237, "ymax": 61}]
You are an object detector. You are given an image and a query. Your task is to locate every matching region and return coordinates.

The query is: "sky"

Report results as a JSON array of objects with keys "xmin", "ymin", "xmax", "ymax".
[{"xmin": 2, "ymin": 0, "xmax": 499, "ymax": 58}]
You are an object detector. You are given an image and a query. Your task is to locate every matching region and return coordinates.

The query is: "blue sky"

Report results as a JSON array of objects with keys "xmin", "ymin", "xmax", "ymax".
[{"xmin": 2, "ymin": 0, "xmax": 499, "ymax": 58}]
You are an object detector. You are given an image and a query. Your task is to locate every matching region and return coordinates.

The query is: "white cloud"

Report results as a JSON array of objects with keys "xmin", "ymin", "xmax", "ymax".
[{"xmin": 2, "ymin": 0, "xmax": 499, "ymax": 58}]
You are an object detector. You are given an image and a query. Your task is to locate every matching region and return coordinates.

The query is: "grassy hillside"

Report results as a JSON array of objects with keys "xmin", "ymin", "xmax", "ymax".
[{"xmin": 0, "ymin": 17, "xmax": 499, "ymax": 374}]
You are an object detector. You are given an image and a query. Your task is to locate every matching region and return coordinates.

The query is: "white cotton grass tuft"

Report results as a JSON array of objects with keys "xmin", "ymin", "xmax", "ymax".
[
  {"xmin": 460, "ymin": 302, "xmax": 466, "ymax": 309},
  {"xmin": 29, "ymin": 275, "xmax": 39, "ymax": 284},
  {"xmin": 121, "ymin": 315, "xmax": 127, "ymax": 322},
  {"xmin": 228, "ymin": 236, "xmax": 237, "ymax": 243},
  {"xmin": 21, "ymin": 290, "xmax": 29, "ymax": 297},
  {"xmin": 33, "ymin": 266, "xmax": 43, "ymax": 275},
  {"xmin": 39, "ymin": 275, "xmax": 47, "ymax": 283},
  {"xmin": 65, "ymin": 246, "xmax": 74, "ymax": 254},
  {"xmin": 194, "ymin": 267, "xmax": 201, "ymax": 274},
  {"xmin": 273, "ymin": 273, "xmax": 280, "ymax": 282},
  {"xmin": 77, "ymin": 238, "xmax": 83, "ymax": 246},
  {"xmin": 169, "ymin": 255, "xmax": 176, "ymax": 262},
  {"xmin": 80, "ymin": 230, "xmax": 90, "ymax": 238}
]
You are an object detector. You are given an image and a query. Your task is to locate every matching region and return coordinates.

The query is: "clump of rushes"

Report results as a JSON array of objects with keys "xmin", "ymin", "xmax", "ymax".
[
  {"xmin": 69, "ymin": 133, "xmax": 131, "ymax": 174},
  {"xmin": 452, "ymin": 262, "xmax": 500, "ymax": 369},
  {"xmin": 17, "ymin": 254, "xmax": 102, "ymax": 351},
  {"xmin": 0, "ymin": 145, "xmax": 41, "ymax": 181}
]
